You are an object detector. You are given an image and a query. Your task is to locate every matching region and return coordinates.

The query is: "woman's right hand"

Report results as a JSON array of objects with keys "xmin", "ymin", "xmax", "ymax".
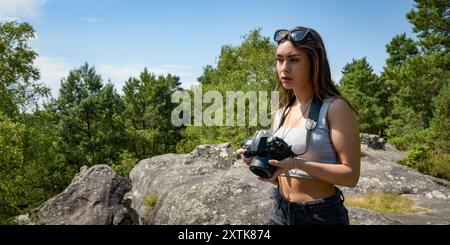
[
  {"xmin": 236, "ymin": 148, "xmax": 253, "ymax": 166},
  {"xmin": 236, "ymin": 148, "xmax": 279, "ymax": 185}
]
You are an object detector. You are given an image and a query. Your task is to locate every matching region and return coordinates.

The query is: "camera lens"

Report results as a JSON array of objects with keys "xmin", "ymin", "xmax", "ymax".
[{"xmin": 249, "ymin": 156, "xmax": 276, "ymax": 179}]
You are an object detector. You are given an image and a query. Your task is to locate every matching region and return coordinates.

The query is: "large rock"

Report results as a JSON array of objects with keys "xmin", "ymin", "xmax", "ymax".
[
  {"xmin": 33, "ymin": 165, "xmax": 137, "ymax": 225},
  {"xmin": 127, "ymin": 143, "xmax": 273, "ymax": 224},
  {"xmin": 342, "ymin": 142, "xmax": 450, "ymax": 225},
  {"xmin": 347, "ymin": 206, "xmax": 402, "ymax": 225}
]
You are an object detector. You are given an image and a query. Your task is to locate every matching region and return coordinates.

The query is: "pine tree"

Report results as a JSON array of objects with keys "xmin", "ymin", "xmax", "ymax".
[
  {"xmin": 339, "ymin": 58, "xmax": 384, "ymax": 135},
  {"xmin": 406, "ymin": 0, "xmax": 450, "ymax": 53},
  {"xmin": 177, "ymin": 28, "xmax": 277, "ymax": 152},
  {"xmin": 122, "ymin": 69, "xmax": 183, "ymax": 158},
  {"xmin": 56, "ymin": 64, "xmax": 128, "ymax": 168}
]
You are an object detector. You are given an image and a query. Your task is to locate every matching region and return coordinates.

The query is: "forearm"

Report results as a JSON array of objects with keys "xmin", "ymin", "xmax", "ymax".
[{"xmin": 294, "ymin": 158, "xmax": 359, "ymax": 187}]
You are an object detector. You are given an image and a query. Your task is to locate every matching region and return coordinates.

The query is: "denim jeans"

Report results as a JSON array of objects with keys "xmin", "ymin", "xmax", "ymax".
[{"xmin": 266, "ymin": 186, "xmax": 349, "ymax": 225}]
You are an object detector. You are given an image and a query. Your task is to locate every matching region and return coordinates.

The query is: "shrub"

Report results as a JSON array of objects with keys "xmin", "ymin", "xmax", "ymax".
[
  {"xmin": 399, "ymin": 144, "xmax": 430, "ymax": 169},
  {"xmin": 112, "ymin": 151, "xmax": 138, "ymax": 179},
  {"xmin": 143, "ymin": 193, "xmax": 160, "ymax": 217},
  {"xmin": 424, "ymin": 153, "xmax": 450, "ymax": 181}
]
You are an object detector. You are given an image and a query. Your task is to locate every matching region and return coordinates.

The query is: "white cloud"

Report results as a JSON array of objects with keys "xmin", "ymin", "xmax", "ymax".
[
  {"xmin": 98, "ymin": 64, "xmax": 143, "ymax": 82},
  {"xmin": 81, "ymin": 17, "xmax": 102, "ymax": 23},
  {"xmin": 34, "ymin": 59, "xmax": 198, "ymax": 97},
  {"xmin": 0, "ymin": 0, "xmax": 48, "ymax": 19},
  {"xmin": 0, "ymin": 16, "xmax": 19, "ymax": 22},
  {"xmin": 98, "ymin": 64, "xmax": 197, "ymax": 92},
  {"xmin": 34, "ymin": 55, "xmax": 73, "ymax": 97}
]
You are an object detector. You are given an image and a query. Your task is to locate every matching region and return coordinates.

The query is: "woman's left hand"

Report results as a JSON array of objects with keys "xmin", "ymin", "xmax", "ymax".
[{"xmin": 258, "ymin": 157, "xmax": 303, "ymax": 184}]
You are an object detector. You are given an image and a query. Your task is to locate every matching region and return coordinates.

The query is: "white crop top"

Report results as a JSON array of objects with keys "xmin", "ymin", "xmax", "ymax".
[{"xmin": 272, "ymin": 98, "xmax": 339, "ymax": 179}]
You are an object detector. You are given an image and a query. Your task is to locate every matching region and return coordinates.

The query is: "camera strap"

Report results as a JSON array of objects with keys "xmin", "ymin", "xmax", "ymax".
[{"xmin": 277, "ymin": 96, "xmax": 323, "ymax": 155}]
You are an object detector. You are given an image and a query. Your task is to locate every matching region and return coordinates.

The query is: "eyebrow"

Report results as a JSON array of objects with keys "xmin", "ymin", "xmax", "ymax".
[{"xmin": 276, "ymin": 54, "xmax": 302, "ymax": 58}]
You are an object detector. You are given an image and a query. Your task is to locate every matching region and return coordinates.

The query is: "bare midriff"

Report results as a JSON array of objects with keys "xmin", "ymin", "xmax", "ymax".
[{"xmin": 278, "ymin": 176, "xmax": 336, "ymax": 202}]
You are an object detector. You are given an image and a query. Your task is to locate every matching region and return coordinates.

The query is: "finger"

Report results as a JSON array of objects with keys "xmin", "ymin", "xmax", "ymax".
[
  {"xmin": 268, "ymin": 159, "xmax": 287, "ymax": 166},
  {"xmin": 236, "ymin": 148, "xmax": 244, "ymax": 155},
  {"xmin": 269, "ymin": 158, "xmax": 291, "ymax": 166},
  {"xmin": 268, "ymin": 159, "xmax": 280, "ymax": 166},
  {"xmin": 268, "ymin": 169, "xmax": 285, "ymax": 182}
]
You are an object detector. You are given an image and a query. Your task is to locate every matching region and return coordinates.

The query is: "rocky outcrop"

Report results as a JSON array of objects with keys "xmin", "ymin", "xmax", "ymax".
[
  {"xmin": 347, "ymin": 206, "xmax": 402, "ymax": 225},
  {"xmin": 342, "ymin": 137, "xmax": 450, "ymax": 225},
  {"xmin": 33, "ymin": 165, "xmax": 138, "ymax": 225},
  {"xmin": 126, "ymin": 143, "xmax": 273, "ymax": 225}
]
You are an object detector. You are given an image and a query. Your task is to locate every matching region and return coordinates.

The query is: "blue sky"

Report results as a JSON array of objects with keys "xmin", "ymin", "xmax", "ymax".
[{"xmin": 0, "ymin": 0, "xmax": 416, "ymax": 96}]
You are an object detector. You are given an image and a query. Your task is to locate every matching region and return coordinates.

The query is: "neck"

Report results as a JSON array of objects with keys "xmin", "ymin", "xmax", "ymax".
[{"xmin": 292, "ymin": 82, "xmax": 314, "ymax": 105}]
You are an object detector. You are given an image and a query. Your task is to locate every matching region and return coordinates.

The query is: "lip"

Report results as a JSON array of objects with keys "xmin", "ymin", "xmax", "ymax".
[{"xmin": 281, "ymin": 76, "xmax": 293, "ymax": 83}]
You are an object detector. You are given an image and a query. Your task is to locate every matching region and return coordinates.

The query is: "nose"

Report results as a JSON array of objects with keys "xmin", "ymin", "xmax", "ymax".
[{"xmin": 280, "ymin": 60, "xmax": 289, "ymax": 73}]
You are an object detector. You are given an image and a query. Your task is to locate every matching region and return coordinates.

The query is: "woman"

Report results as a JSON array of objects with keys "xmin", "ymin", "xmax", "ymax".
[{"xmin": 237, "ymin": 26, "xmax": 360, "ymax": 225}]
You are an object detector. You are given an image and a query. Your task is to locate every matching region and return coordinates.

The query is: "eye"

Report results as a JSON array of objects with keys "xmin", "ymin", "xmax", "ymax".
[
  {"xmin": 275, "ymin": 57, "xmax": 284, "ymax": 63},
  {"xmin": 290, "ymin": 58, "xmax": 299, "ymax": 62}
]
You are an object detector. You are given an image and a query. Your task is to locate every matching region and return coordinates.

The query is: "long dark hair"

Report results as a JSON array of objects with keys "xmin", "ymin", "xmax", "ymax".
[{"xmin": 275, "ymin": 26, "xmax": 358, "ymax": 115}]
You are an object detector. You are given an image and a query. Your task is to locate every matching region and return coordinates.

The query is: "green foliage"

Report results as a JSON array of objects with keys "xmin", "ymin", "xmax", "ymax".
[
  {"xmin": 112, "ymin": 151, "xmax": 139, "ymax": 179},
  {"xmin": 0, "ymin": 21, "xmax": 49, "ymax": 116},
  {"xmin": 122, "ymin": 69, "xmax": 183, "ymax": 158},
  {"xmin": 0, "ymin": 109, "xmax": 75, "ymax": 222},
  {"xmin": 399, "ymin": 144, "xmax": 430, "ymax": 169},
  {"xmin": 429, "ymin": 83, "xmax": 450, "ymax": 153},
  {"xmin": 385, "ymin": 2, "xmax": 449, "ymax": 177},
  {"xmin": 127, "ymin": 129, "xmax": 165, "ymax": 158},
  {"xmin": 385, "ymin": 33, "xmax": 419, "ymax": 67},
  {"xmin": 177, "ymin": 28, "xmax": 277, "ymax": 153},
  {"xmin": 176, "ymin": 125, "xmax": 252, "ymax": 153},
  {"xmin": 387, "ymin": 128, "xmax": 432, "ymax": 151},
  {"xmin": 52, "ymin": 63, "xmax": 131, "ymax": 171},
  {"xmin": 399, "ymin": 145, "xmax": 450, "ymax": 181},
  {"xmin": 413, "ymin": 84, "xmax": 449, "ymax": 180},
  {"xmin": 0, "ymin": 21, "xmax": 68, "ymax": 222},
  {"xmin": 406, "ymin": 0, "xmax": 450, "ymax": 53},
  {"xmin": 384, "ymin": 52, "xmax": 449, "ymax": 140},
  {"xmin": 0, "ymin": 112, "xmax": 26, "ymax": 220},
  {"xmin": 143, "ymin": 193, "xmax": 160, "ymax": 217},
  {"xmin": 56, "ymin": 62, "xmax": 103, "ymax": 112},
  {"xmin": 423, "ymin": 153, "xmax": 450, "ymax": 180},
  {"xmin": 339, "ymin": 58, "xmax": 385, "ymax": 135},
  {"xmin": 21, "ymin": 110, "xmax": 75, "ymax": 206},
  {"xmin": 198, "ymin": 28, "xmax": 277, "ymax": 91}
]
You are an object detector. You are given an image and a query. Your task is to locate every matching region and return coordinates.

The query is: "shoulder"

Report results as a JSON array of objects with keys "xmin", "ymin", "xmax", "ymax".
[
  {"xmin": 326, "ymin": 98, "xmax": 357, "ymax": 127},
  {"xmin": 328, "ymin": 98, "xmax": 351, "ymax": 113}
]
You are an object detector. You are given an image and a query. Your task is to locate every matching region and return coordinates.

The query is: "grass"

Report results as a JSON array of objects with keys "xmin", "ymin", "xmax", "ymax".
[
  {"xmin": 143, "ymin": 193, "xmax": 160, "ymax": 217},
  {"xmin": 345, "ymin": 192, "xmax": 425, "ymax": 214}
]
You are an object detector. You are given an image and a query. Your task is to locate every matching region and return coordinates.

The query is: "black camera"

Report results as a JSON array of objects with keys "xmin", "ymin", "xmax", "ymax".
[{"xmin": 241, "ymin": 130, "xmax": 296, "ymax": 179}]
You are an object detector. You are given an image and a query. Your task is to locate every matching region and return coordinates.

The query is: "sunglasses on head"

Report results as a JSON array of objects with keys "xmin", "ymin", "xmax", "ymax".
[{"xmin": 274, "ymin": 27, "xmax": 311, "ymax": 43}]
